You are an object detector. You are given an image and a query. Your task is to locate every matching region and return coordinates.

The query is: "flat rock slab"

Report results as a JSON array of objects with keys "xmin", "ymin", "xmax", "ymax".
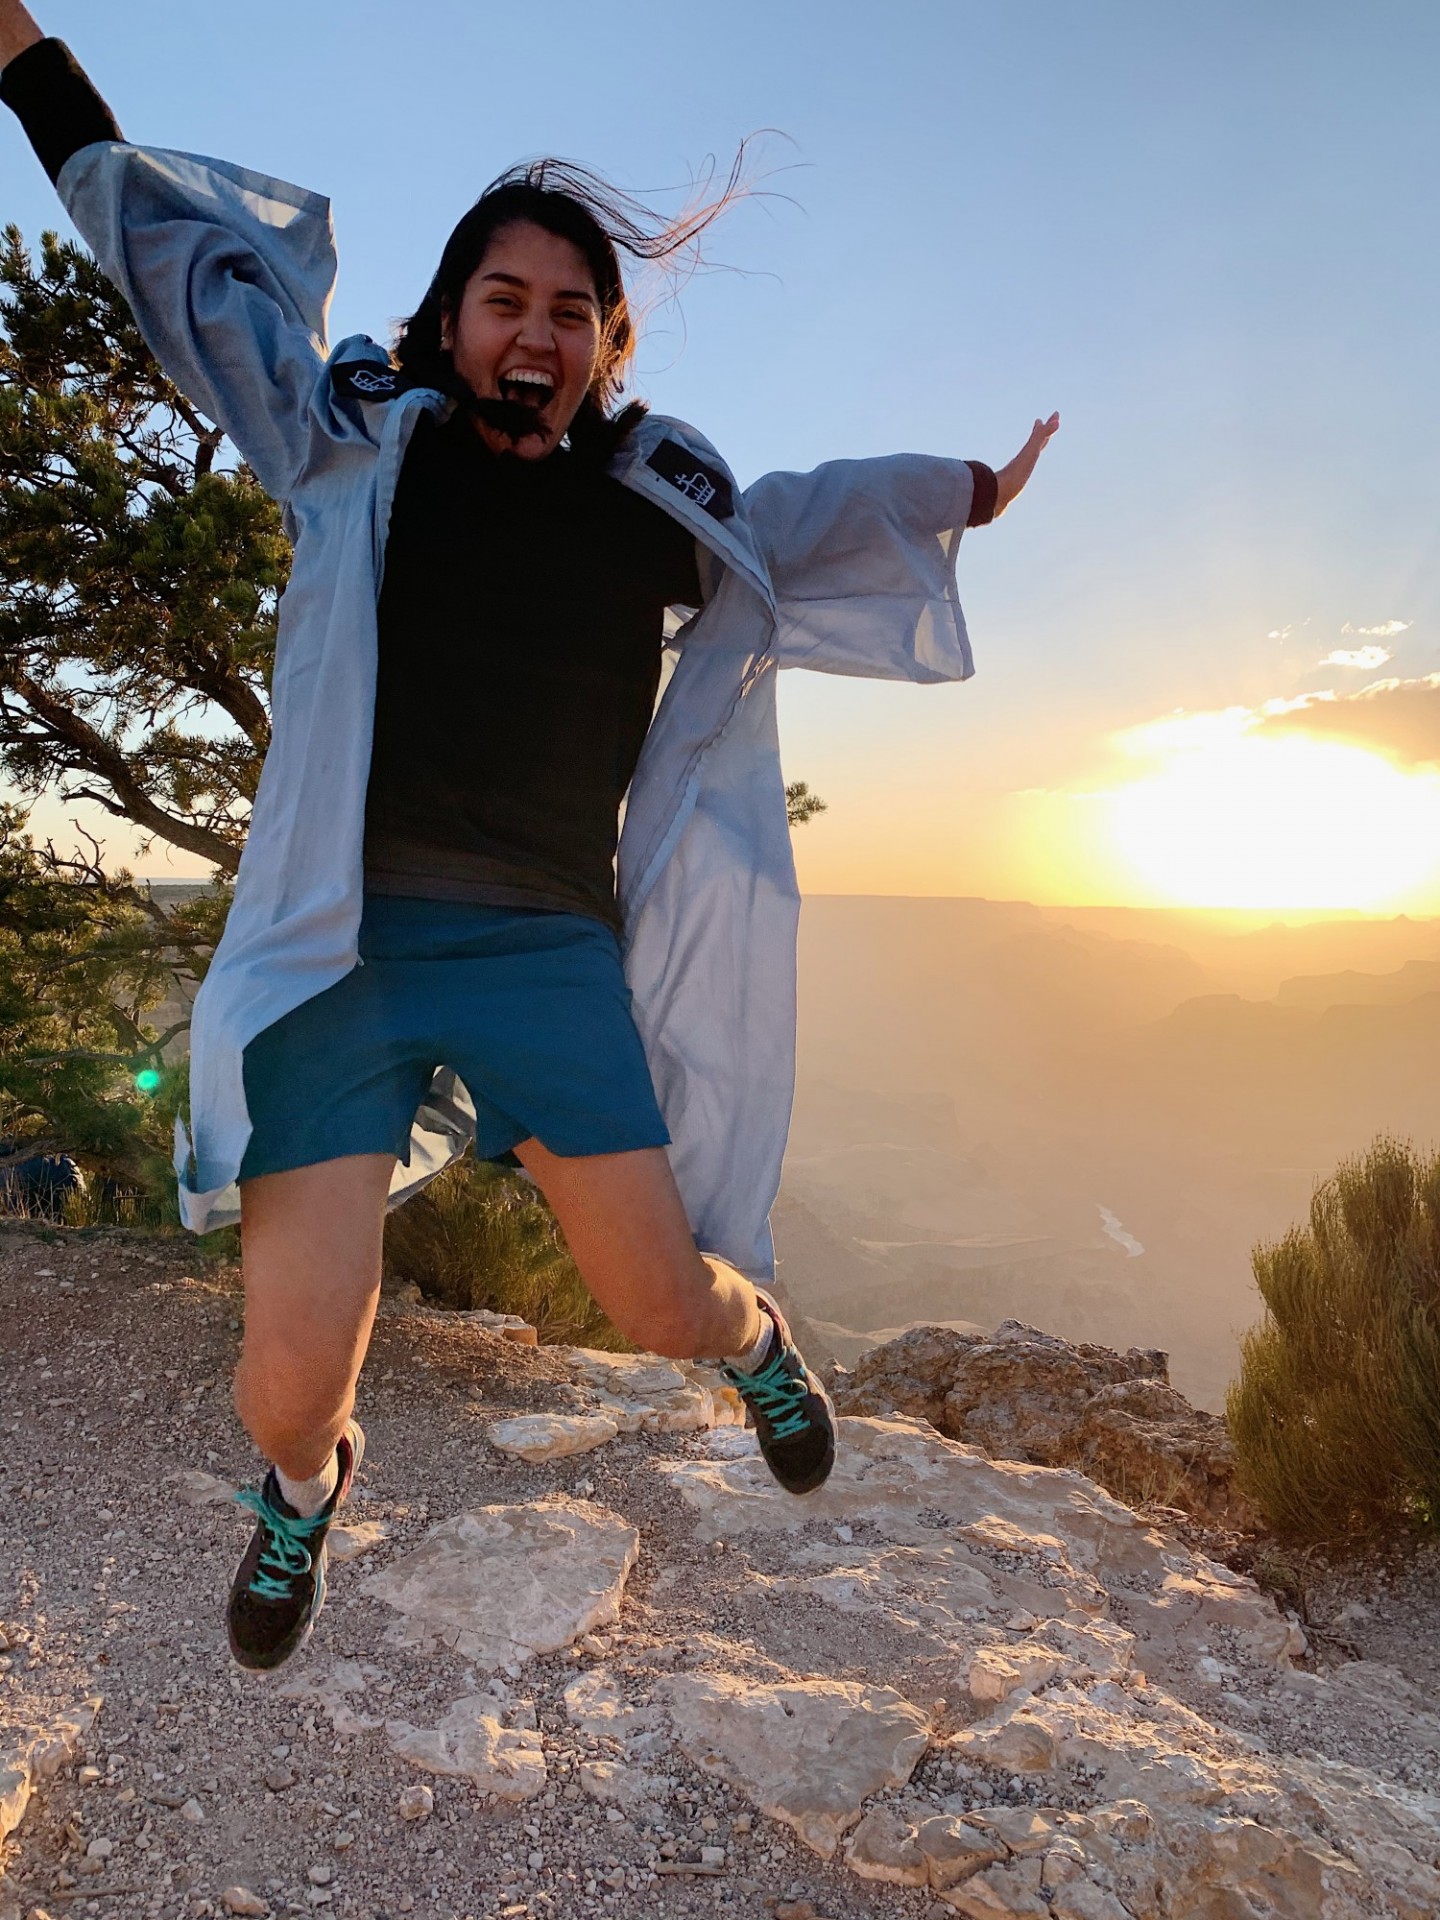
[
  {"xmin": 364, "ymin": 1495, "xmax": 639, "ymax": 1668},
  {"xmin": 658, "ymin": 1415, "xmax": 1299, "ymax": 1678},
  {"xmin": 563, "ymin": 1349, "xmax": 742, "ymax": 1433},
  {"xmin": 387, "ymin": 1697, "xmax": 546, "ymax": 1800},
  {"xmin": 487, "ymin": 1412, "xmax": 620, "ymax": 1462},
  {"xmin": 662, "ymin": 1671, "xmax": 929, "ymax": 1858}
]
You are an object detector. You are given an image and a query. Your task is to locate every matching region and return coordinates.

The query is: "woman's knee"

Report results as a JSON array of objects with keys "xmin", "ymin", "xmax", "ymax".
[{"xmin": 233, "ymin": 1339, "xmax": 355, "ymax": 1456}]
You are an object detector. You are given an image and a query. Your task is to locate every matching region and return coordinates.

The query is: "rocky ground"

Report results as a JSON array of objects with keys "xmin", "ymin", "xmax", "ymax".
[{"xmin": 3, "ymin": 1226, "xmax": 1440, "ymax": 1920}]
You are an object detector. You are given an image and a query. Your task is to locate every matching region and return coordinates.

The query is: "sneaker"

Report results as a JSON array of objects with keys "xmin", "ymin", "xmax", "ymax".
[
  {"xmin": 721, "ymin": 1289, "xmax": 836, "ymax": 1495},
  {"xmin": 226, "ymin": 1420, "xmax": 364, "ymax": 1673}
]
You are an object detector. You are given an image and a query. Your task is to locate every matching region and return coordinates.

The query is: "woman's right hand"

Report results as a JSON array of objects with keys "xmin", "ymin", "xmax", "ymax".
[{"xmin": 0, "ymin": 0, "xmax": 44, "ymax": 69}]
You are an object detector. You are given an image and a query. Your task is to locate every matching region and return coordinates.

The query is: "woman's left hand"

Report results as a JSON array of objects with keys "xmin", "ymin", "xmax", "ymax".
[{"xmin": 995, "ymin": 412, "xmax": 1060, "ymax": 516}]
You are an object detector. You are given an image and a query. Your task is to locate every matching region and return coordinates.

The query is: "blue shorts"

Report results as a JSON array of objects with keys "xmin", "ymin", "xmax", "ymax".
[{"xmin": 237, "ymin": 894, "xmax": 670, "ymax": 1183}]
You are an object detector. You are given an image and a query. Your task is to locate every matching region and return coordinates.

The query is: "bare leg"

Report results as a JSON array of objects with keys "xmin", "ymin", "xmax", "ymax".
[
  {"xmin": 513, "ymin": 1140, "xmax": 763, "ymax": 1360},
  {"xmin": 234, "ymin": 1153, "xmax": 395, "ymax": 1479}
]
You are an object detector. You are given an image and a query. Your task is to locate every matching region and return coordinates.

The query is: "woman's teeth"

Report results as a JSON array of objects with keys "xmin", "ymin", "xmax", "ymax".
[{"xmin": 499, "ymin": 372, "xmax": 554, "ymax": 407}]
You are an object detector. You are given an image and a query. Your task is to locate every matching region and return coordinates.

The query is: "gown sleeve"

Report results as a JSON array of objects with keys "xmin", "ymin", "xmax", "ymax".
[
  {"xmin": 5, "ymin": 41, "xmax": 337, "ymax": 506},
  {"xmin": 744, "ymin": 451, "xmax": 986, "ymax": 683}
]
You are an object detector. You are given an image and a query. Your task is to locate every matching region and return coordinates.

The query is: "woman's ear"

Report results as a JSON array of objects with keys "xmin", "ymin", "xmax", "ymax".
[{"xmin": 439, "ymin": 299, "xmax": 454, "ymax": 353}]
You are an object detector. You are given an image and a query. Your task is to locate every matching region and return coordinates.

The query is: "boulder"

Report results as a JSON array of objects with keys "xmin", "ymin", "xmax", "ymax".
[
  {"xmin": 661, "ymin": 1670, "xmax": 930, "ymax": 1857},
  {"xmin": 365, "ymin": 1495, "xmax": 639, "ymax": 1667},
  {"xmin": 834, "ymin": 1319, "xmax": 1250, "ymax": 1524}
]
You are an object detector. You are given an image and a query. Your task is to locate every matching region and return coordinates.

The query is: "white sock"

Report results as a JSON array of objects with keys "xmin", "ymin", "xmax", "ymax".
[
  {"xmin": 724, "ymin": 1308, "xmax": 777, "ymax": 1375},
  {"xmin": 275, "ymin": 1450, "xmax": 339, "ymax": 1518}
]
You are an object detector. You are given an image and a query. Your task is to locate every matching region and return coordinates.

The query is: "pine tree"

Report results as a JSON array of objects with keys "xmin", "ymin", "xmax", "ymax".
[{"xmin": 0, "ymin": 225, "xmax": 283, "ymax": 1186}]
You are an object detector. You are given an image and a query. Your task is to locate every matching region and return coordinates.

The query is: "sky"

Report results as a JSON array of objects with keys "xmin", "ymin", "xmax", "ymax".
[{"xmin": 4, "ymin": 1, "xmax": 1439, "ymax": 911}]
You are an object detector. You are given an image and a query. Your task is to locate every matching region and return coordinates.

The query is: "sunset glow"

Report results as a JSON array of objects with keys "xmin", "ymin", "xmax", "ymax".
[{"xmin": 1106, "ymin": 732, "xmax": 1440, "ymax": 911}]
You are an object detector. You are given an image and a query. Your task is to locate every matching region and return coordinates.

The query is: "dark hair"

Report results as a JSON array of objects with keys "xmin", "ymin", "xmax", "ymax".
[{"xmin": 394, "ymin": 152, "xmax": 751, "ymax": 463}]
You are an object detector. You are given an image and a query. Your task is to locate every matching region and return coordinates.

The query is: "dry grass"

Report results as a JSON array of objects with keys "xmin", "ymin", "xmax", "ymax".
[
  {"xmin": 382, "ymin": 1156, "xmax": 628, "ymax": 1350},
  {"xmin": 1227, "ymin": 1135, "xmax": 1440, "ymax": 1546}
]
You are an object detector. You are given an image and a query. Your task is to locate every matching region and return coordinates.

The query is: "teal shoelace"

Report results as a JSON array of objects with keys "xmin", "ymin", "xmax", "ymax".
[
  {"xmin": 726, "ymin": 1348, "xmax": 810, "ymax": 1441},
  {"xmin": 235, "ymin": 1486, "xmax": 332, "ymax": 1601}
]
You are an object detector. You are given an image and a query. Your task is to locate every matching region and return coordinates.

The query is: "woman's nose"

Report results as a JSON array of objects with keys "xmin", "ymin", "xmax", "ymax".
[{"xmin": 515, "ymin": 313, "xmax": 555, "ymax": 351}]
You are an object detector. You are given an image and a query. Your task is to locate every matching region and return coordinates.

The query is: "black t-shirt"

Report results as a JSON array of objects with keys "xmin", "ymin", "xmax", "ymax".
[{"xmin": 362, "ymin": 412, "xmax": 702, "ymax": 930}]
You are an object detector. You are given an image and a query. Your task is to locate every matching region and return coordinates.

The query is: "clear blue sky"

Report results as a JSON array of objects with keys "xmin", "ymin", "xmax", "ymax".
[{"xmin": 5, "ymin": 2, "xmax": 1439, "ymax": 903}]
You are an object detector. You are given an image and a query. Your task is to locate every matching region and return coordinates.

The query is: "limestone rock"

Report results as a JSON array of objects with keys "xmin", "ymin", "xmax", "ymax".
[
  {"xmin": 487, "ymin": 1412, "xmax": 619, "ymax": 1462},
  {"xmin": 451, "ymin": 1307, "xmax": 538, "ymax": 1345},
  {"xmin": 171, "ymin": 1468, "xmax": 239, "ymax": 1507},
  {"xmin": 325, "ymin": 1518, "xmax": 390, "ymax": 1564},
  {"xmin": 658, "ymin": 1415, "xmax": 1295, "ymax": 1683},
  {"xmin": 944, "ymin": 1862, "xmax": 1051, "ymax": 1917},
  {"xmin": 0, "ymin": 1760, "xmax": 27, "ymax": 1844},
  {"xmin": 564, "ymin": 1349, "xmax": 739, "ymax": 1433},
  {"xmin": 277, "ymin": 1659, "xmax": 383, "ymax": 1735},
  {"xmin": 220, "ymin": 1891, "xmax": 267, "ymax": 1918},
  {"xmin": 387, "ymin": 1697, "xmax": 546, "ymax": 1800},
  {"xmin": 937, "ymin": 1677, "xmax": 1440, "ymax": 1919},
  {"xmin": 579, "ymin": 1759, "xmax": 664, "ymax": 1815},
  {"xmin": 914, "ymin": 1815, "xmax": 1007, "ymax": 1890},
  {"xmin": 844, "ymin": 1805, "xmax": 928, "ymax": 1884},
  {"xmin": 662, "ymin": 1670, "xmax": 929, "ymax": 1857},
  {"xmin": 365, "ymin": 1496, "xmax": 639, "ymax": 1667},
  {"xmin": 967, "ymin": 1645, "xmax": 1067, "ymax": 1705},
  {"xmin": 1, "ymin": 1697, "xmax": 101, "ymax": 1839},
  {"xmin": 562, "ymin": 1668, "xmax": 663, "ymax": 1744},
  {"xmin": 834, "ymin": 1319, "xmax": 1247, "ymax": 1524}
]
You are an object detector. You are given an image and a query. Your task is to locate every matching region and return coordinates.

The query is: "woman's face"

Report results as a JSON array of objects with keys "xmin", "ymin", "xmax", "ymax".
[{"xmin": 443, "ymin": 220, "xmax": 602, "ymax": 459}]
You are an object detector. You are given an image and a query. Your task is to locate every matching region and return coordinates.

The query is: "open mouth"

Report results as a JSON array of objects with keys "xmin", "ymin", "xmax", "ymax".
[{"xmin": 498, "ymin": 370, "xmax": 556, "ymax": 412}]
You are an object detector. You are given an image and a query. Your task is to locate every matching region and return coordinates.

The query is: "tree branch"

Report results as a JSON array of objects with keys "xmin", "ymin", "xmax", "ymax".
[{"xmin": 10, "ymin": 671, "xmax": 240, "ymax": 873}]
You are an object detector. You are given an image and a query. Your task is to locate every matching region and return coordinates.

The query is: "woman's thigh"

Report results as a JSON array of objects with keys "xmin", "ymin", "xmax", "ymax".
[
  {"xmin": 238, "ymin": 1152, "xmax": 396, "ymax": 1400},
  {"xmin": 513, "ymin": 1139, "xmax": 737, "ymax": 1352}
]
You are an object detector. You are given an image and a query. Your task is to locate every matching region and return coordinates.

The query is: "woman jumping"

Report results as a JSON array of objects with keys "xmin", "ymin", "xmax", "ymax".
[{"xmin": 0, "ymin": 6, "xmax": 1058, "ymax": 1672}]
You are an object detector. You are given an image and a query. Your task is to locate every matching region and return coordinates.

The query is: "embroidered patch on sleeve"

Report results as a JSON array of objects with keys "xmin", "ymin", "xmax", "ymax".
[
  {"xmin": 645, "ymin": 439, "xmax": 735, "ymax": 520},
  {"xmin": 331, "ymin": 361, "xmax": 400, "ymax": 401}
]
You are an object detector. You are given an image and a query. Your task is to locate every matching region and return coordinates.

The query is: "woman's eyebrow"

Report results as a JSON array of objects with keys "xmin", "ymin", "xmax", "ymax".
[{"xmin": 480, "ymin": 270, "xmax": 597, "ymax": 306}]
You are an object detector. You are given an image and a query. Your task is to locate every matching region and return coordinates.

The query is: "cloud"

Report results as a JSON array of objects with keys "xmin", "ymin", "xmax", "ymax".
[
  {"xmin": 1320, "ymin": 645, "xmax": 1392, "ymax": 670},
  {"xmin": 1251, "ymin": 673, "xmax": 1440, "ymax": 766},
  {"xmin": 1340, "ymin": 619, "xmax": 1412, "ymax": 638},
  {"xmin": 1108, "ymin": 674, "xmax": 1440, "ymax": 772}
]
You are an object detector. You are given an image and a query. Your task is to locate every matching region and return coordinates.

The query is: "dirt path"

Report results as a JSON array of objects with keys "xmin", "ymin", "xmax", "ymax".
[{"xmin": 3, "ymin": 1224, "xmax": 1440, "ymax": 1920}]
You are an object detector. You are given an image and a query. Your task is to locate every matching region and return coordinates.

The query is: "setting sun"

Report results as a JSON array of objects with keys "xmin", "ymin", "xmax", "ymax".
[{"xmin": 1107, "ymin": 731, "xmax": 1440, "ymax": 911}]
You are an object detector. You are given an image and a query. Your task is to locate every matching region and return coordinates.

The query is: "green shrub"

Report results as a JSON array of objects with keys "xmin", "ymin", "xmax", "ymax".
[
  {"xmin": 382, "ymin": 1157, "xmax": 628, "ymax": 1351},
  {"xmin": 1227, "ymin": 1135, "xmax": 1440, "ymax": 1544}
]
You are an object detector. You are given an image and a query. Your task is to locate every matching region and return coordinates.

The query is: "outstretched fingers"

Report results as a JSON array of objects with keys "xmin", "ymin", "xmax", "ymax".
[{"xmin": 995, "ymin": 410, "xmax": 1060, "ymax": 515}]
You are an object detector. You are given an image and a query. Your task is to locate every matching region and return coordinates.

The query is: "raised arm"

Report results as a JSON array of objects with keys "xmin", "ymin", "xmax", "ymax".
[
  {"xmin": 0, "ymin": 0, "xmax": 42, "ymax": 66},
  {"xmin": 746, "ymin": 412, "xmax": 1058, "ymax": 685},
  {"xmin": 1, "ymin": 9, "xmax": 336, "ymax": 506}
]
